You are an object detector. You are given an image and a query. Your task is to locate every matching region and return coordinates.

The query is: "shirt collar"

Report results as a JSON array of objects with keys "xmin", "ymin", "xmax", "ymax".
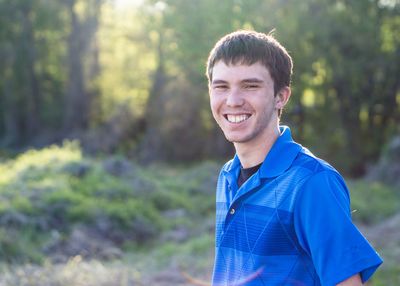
[
  {"xmin": 223, "ymin": 125, "xmax": 302, "ymax": 180},
  {"xmin": 259, "ymin": 125, "xmax": 302, "ymax": 178},
  {"xmin": 222, "ymin": 154, "xmax": 241, "ymax": 191}
]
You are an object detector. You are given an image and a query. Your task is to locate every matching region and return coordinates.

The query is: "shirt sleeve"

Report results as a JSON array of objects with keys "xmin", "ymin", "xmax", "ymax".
[{"xmin": 293, "ymin": 170, "xmax": 383, "ymax": 285}]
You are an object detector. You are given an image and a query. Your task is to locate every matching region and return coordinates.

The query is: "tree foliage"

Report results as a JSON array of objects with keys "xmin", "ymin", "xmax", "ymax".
[{"xmin": 0, "ymin": 0, "xmax": 399, "ymax": 175}]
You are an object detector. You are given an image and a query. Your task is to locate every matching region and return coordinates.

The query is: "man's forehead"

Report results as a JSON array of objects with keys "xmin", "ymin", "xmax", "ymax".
[
  {"xmin": 214, "ymin": 58, "xmax": 263, "ymax": 67},
  {"xmin": 211, "ymin": 61, "xmax": 271, "ymax": 80}
]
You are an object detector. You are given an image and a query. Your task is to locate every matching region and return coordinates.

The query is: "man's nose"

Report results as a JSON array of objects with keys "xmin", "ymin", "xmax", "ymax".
[{"xmin": 226, "ymin": 88, "xmax": 244, "ymax": 107}]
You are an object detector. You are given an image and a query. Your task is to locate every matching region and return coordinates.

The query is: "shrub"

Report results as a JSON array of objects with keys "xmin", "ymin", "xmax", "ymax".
[
  {"xmin": 348, "ymin": 180, "xmax": 400, "ymax": 224},
  {"xmin": 0, "ymin": 144, "xmax": 218, "ymax": 263}
]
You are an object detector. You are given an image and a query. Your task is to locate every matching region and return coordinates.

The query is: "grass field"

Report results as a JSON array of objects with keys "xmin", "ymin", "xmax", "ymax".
[{"xmin": 0, "ymin": 142, "xmax": 398, "ymax": 285}]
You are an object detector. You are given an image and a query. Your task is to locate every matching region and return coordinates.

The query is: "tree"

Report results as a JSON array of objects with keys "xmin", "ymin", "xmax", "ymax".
[
  {"xmin": 63, "ymin": 0, "xmax": 103, "ymax": 131},
  {"xmin": 299, "ymin": 0, "xmax": 400, "ymax": 175}
]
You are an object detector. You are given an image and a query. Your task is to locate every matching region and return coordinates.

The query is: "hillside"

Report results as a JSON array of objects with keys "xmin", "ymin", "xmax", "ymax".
[{"xmin": 0, "ymin": 143, "xmax": 398, "ymax": 285}]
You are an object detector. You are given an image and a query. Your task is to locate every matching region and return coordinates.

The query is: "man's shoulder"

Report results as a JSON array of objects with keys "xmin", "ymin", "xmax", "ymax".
[{"xmin": 292, "ymin": 147, "xmax": 340, "ymax": 176}]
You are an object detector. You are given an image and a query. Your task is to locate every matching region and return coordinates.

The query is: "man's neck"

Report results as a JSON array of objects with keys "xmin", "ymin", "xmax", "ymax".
[{"xmin": 234, "ymin": 125, "xmax": 281, "ymax": 168}]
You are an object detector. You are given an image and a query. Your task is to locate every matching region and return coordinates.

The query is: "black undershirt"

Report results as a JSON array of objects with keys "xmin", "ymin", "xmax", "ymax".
[{"xmin": 237, "ymin": 163, "xmax": 262, "ymax": 188}]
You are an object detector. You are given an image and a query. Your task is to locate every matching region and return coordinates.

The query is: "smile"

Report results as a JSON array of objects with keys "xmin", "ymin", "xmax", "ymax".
[{"xmin": 225, "ymin": 114, "xmax": 251, "ymax": 123}]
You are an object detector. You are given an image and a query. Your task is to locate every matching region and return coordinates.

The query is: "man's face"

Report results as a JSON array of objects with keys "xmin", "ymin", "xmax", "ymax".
[{"xmin": 209, "ymin": 61, "xmax": 280, "ymax": 145}]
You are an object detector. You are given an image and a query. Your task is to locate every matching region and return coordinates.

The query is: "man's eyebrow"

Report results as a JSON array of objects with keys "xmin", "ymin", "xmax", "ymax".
[
  {"xmin": 242, "ymin": 78, "xmax": 264, "ymax": 83},
  {"xmin": 211, "ymin": 78, "xmax": 264, "ymax": 85},
  {"xmin": 211, "ymin": 79, "xmax": 228, "ymax": 85}
]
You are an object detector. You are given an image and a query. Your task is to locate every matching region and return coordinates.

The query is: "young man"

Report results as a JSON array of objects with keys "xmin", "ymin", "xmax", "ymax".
[{"xmin": 206, "ymin": 30, "xmax": 382, "ymax": 286}]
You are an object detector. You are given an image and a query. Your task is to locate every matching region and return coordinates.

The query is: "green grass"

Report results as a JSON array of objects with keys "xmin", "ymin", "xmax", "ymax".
[
  {"xmin": 370, "ymin": 265, "xmax": 400, "ymax": 286},
  {"xmin": 0, "ymin": 143, "xmax": 398, "ymax": 285},
  {"xmin": 0, "ymin": 142, "xmax": 219, "ymax": 263},
  {"xmin": 348, "ymin": 180, "xmax": 400, "ymax": 224}
]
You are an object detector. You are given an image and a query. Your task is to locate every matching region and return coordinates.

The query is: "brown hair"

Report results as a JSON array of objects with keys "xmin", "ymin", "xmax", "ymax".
[{"xmin": 206, "ymin": 30, "xmax": 293, "ymax": 96}]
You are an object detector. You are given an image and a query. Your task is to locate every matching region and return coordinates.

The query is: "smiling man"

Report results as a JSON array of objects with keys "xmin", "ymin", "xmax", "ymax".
[{"xmin": 206, "ymin": 30, "xmax": 382, "ymax": 286}]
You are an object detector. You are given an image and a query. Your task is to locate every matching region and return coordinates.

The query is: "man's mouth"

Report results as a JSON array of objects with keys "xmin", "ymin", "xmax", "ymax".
[{"xmin": 225, "ymin": 114, "xmax": 251, "ymax": 123}]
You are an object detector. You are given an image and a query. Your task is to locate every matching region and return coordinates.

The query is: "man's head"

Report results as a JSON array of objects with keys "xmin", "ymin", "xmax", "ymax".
[
  {"xmin": 206, "ymin": 30, "xmax": 293, "ymax": 97},
  {"xmin": 207, "ymin": 30, "xmax": 293, "ymax": 147}
]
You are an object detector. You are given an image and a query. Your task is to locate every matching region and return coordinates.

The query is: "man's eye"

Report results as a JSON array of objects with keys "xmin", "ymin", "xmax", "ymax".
[
  {"xmin": 214, "ymin": 85, "xmax": 228, "ymax": 90},
  {"xmin": 244, "ymin": 84, "xmax": 259, "ymax": 89}
]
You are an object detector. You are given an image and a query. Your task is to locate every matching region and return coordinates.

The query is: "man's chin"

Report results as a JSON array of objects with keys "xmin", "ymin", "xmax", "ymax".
[{"xmin": 224, "ymin": 134, "xmax": 248, "ymax": 144}]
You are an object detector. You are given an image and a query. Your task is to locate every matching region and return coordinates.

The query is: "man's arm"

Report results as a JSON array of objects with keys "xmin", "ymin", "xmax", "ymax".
[
  {"xmin": 337, "ymin": 273, "xmax": 362, "ymax": 286},
  {"xmin": 294, "ymin": 171, "xmax": 382, "ymax": 284}
]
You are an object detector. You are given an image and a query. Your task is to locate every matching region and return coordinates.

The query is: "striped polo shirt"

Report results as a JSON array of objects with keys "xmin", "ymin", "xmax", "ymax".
[{"xmin": 212, "ymin": 126, "xmax": 382, "ymax": 286}]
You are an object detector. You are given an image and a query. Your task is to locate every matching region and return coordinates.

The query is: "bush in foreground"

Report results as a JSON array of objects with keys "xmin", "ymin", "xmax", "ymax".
[{"xmin": 0, "ymin": 142, "xmax": 219, "ymax": 263}]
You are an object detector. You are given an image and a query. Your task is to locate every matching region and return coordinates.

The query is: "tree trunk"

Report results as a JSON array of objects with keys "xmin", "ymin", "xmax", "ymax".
[
  {"xmin": 83, "ymin": 0, "xmax": 103, "ymax": 124},
  {"xmin": 63, "ymin": 0, "xmax": 88, "ymax": 131},
  {"xmin": 21, "ymin": 2, "xmax": 41, "ymax": 139},
  {"xmin": 334, "ymin": 80, "xmax": 366, "ymax": 176},
  {"xmin": 1, "ymin": 75, "xmax": 20, "ymax": 145},
  {"xmin": 140, "ymin": 30, "xmax": 167, "ymax": 162}
]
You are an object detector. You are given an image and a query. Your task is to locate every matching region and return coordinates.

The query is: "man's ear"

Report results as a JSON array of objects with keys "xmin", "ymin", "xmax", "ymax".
[{"xmin": 275, "ymin": 87, "xmax": 291, "ymax": 110}]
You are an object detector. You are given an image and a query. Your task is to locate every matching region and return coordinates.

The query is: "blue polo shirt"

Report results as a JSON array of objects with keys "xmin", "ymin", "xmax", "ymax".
[{"xmin": 212, "ymin": 126, "xmax": 382, "ymax": 286}]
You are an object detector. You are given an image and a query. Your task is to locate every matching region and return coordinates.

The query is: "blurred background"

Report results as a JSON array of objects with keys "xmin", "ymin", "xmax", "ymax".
[{"xmin": 0, "ymin": 0, "xmax": 399, "ymax": 285}]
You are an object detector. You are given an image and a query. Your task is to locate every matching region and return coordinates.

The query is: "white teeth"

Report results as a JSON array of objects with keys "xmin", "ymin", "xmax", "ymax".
[{"xmin": 227, "ymin": 114, "xmax": 249, "ymax": 123}]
